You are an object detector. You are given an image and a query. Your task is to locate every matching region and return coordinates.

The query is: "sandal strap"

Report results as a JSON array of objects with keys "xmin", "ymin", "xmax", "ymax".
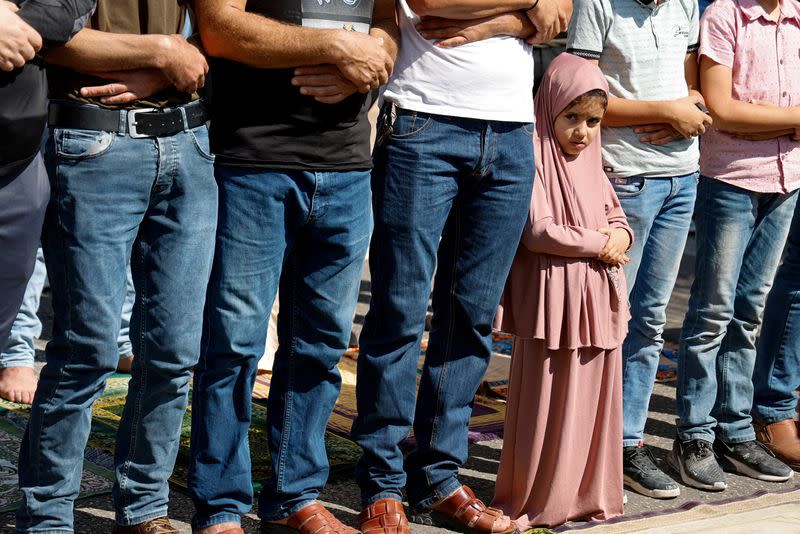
[
  {"xmin": 432, "ymin": 486, "xmax": 516, "ymax": 534},
  {"xmin": 285, "ymin": 503, "xmax": 357, "ymax": 534},
  {"xmin": 359, "ymin": 498, "xmax": 410, "ymax": 534}
]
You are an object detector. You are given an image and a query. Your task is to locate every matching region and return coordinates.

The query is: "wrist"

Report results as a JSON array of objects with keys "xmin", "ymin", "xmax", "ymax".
[{"xmin": 150, "ymin": 34, "xmax": 174, "ymax": 70}]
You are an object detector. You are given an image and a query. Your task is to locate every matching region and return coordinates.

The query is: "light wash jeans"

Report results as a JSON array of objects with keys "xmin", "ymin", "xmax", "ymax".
[
  {"xmin": 0, "ymin": 248, "xmax": 135, "ymax": 368},
  {"xmin": 615, "ymin": 173, "xmax": 698, "ymax": 447},
  {"xmin": 677, "ymin": 177, "xmax": 799, "ymax": 443},
  {"xmin": 17, "ymin": 101, "xmax": 217, "ymax": 533},
  {"xmin": 753, "ymin": 197, "xmax": 800, "ymax": 424},
  {"xmin": 351, "ymin": 107, "xmax": 534, "ymax": 509}
]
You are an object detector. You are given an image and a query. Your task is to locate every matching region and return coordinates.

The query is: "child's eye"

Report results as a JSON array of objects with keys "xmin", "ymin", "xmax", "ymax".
[
  {"xmin": 565, "ymin": 113, "xmax": 578, "ymax": 121},
  {"xmin": 588, "ymin": 118, "xmax": 601, "ymax": 126}
]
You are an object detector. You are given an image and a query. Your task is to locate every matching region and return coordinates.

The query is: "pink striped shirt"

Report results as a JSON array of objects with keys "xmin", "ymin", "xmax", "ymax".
[{"xmin": 699, "ymin": 0, "xmax": 800, "ymax": 193}]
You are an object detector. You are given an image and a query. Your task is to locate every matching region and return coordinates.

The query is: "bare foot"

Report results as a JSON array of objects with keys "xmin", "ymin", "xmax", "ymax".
[
  {"xmin": 0, "ymin": 366, "xmax": 38, "ymax": 404},
  {"xmin": 116, "ymin": 355, "xmax": 134, "ymax": 374},
  {"xmin": 194, "ymin": 522, "xmax": 243, "ymax": 534}
]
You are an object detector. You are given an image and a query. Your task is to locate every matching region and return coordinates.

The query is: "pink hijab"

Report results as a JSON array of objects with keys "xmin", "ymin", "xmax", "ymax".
[{"xmin": 497, "ymin": 53, "xmax": 630, "ymax": 350}]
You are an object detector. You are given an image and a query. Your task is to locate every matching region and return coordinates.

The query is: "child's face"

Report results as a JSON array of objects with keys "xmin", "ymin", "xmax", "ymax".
[{"xmin": 553, "ymin": 98, "xmax": 605, "ymax": 156}]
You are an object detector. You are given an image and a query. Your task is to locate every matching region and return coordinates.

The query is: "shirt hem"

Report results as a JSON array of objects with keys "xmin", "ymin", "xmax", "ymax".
[{"xmin": 384, "ymin": 97, "xmax": 534, "ymax": 123}]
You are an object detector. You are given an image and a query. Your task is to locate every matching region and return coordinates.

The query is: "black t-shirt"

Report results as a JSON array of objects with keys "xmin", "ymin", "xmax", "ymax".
[{"xmin": 210, "ymin": 0, "xmax": 375, "ymax": 171}]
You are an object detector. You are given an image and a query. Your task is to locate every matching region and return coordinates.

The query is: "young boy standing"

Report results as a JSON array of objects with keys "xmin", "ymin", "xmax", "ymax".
[
  {"xmin": 567, "ymin": 0, "xmax": 711, "ymax": 499},
  {"xmin": 674, "ymin": 0, "xmax": 799, "ymax": 488}
]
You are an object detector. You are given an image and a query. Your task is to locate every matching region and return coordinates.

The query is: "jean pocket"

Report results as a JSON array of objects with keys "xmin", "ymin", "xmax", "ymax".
[
  {"xmin": 611, "ymin": 176, "xmax": 646, "ymax": 197},
  {"xmin": 54, "ymin": 128, "xmax": 116, "ymax": 160},
  {"xmin": 522, "ymin": 122, "xmax": 535, "ymax": 136},
  {"xmin": 391, "ymin": 110, "xmax": 432, "ymax": 140},
  {"xmin": 187, "ymin": 127, "xmax": 215, "ymax": 161}
]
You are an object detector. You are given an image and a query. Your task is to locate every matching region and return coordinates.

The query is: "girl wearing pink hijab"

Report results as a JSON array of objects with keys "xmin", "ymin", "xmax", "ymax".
[{"xmin": 492, "ymin": 53, "xmax": 632, "ymax": 528}]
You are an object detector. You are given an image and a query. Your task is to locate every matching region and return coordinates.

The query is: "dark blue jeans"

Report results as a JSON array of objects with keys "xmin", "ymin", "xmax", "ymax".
[
  {"xmin": 678, "ymin": 177, "xmax": 798, "ymax": 443},
  {"xmin": 351, "ymin": 107, "xmax": 534, "ymax": 509},
  {"xmin": 189, "ymin": 166, "xmax": 371, "ymax": 529},
  {"xmin": 17, "ymin": 106, "xmax": 218, "ymax": 532},
  {"xmin": 753, "ymin": 195, "xmax": 800, "ymax": 424}
]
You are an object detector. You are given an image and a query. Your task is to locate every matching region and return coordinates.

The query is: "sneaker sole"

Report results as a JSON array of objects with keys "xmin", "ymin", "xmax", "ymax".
[
  {"xmin": 666, "ymin": 450, "xmax": 727, "ymax": 491},
  {"xmin": 623, "ymin": 474, "xmax": 680, "ymax": 499},
  {"xmin": 722, "ymin": 455, "xmax": 795, "ymax": 482}
]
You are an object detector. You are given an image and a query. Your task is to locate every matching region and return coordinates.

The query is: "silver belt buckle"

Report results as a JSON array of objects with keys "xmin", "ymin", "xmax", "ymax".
[{"xmin": 126, "ymin": 108, "xmax": 157, "ymax": 138}]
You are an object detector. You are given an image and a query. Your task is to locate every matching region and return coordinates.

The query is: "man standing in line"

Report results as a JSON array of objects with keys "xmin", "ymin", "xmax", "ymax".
[
  {"xmin": 187, "ymin": 1, "xmax": 397, "ymax": 532},
  {"xmin": 350, "ymin": 1, "xmax": 569, "ymax": 532},
  {"xmin": 17, "ymin": 2, "xmax": 218, "ymax": 532},
  {"xmin": 0, "ymin": 0, "xmax": 93, "ymax": 377}
]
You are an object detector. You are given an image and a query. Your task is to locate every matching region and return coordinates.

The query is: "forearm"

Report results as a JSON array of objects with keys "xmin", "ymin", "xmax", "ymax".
[
  {"xmin": 16, "ymin": 0, "xmax": 95, "ymax": 45},
  {"xmin": 45, "ymin": 29, "xmax": 172, "ymax": 72},
  {"xmin": 371, "ymin": 0, "xmax": 400, "ymax": 62},
  {"xmin": 522, "ymin": 220, "xmax": 608, "ymax": 257},
  {"xmin": 196, "ymin": 1, "xmax": 347, "ymax": 68},
  {"xmin": 602, "ymin": 96, "xmax": 675, "ymax": 128},
  {"xmin": 486, "ymin": 11, "xmax": 535, "ymax": 39},
  {"xmin": 408, "ymin": 0, "xmax": 534, "ymax": 20},
  {"xmin": 706, "ymin": 100, "xmax": 800, "ymax": 133}
]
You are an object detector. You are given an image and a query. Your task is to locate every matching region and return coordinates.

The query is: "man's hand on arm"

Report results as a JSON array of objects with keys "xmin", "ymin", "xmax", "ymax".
[
  {"xmin": 525, "ymin": 0, "xmax": 571, "ymax": 44},
  {"xmin": 0, "ymin": 1, "xmax": 42, "ymax": 72},
  {"xmin": 78, "ymin": 69, "xmax": 171, "ymax": 104},
  {"xmin": 416, "ymin": 11, "xmax": 534, "ymax": 47}
]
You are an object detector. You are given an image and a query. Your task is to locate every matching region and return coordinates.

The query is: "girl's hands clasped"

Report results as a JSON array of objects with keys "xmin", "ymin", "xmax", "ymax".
[{"xmin": 597, "ymin": 227, "xmax": 631, "ymax": 266}]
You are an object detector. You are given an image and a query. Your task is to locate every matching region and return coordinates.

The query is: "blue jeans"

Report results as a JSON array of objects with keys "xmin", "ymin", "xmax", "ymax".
[
  {"xmin": 1, "ymin": 249, "xmax": 136, "ymax": 368},
  {"xmin": 677, "ymin": 177, "xmax": 799, "ymax": 443},
  {"xmin": 17, "ymin": 104, "xmax": 217, "ymax": 532},
  {"xmin": 616, "ymin": 173, "xmax": 698, "ymax": 447},
  {"xmin": 189, "ymin": 166, "xmax": 371, "ymax": 528},
  {"xmin": 351, "ymin": 108, "xmax": 534, "ymax": 509},
  {"xmin": 754, "ymin": 190, "xmax": 800, "ymax": 424}
]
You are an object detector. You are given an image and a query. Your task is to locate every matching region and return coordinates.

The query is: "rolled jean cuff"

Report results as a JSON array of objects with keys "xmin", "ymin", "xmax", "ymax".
[
  {"xmin": 720, "ymin": 430, "xmax": 757, "ymax": 444},
  {"xmin": 192, "ymin": 512, "xmax": 242, "ymax": 531},
  {"xmin": 754, "ymin": 412, "xmax": 799, "ymax": 425},
  {"xmin": 622, "ymin": 438, "xmax": 643, "ymax": 448},
  {"xmin": 115, "ymin": 507, "xmax": 169, "ymax": 527},
  {"xmin": 677, "ymin": 431, "xmax": 715, "ymax": 444},
  {"xmin": 0, "ymin": 361, "xmax": 35, "ymax": 369},
  {"xmin": 362, "ymin": 489, "xmax": 404, "ymax": 508},
  {"xmin": 410, "ymin": 477, "xmax": 462, "ymax": 510},
  {"xmin": 259, "ymin": 498, "xmax": 316, "ymax": 522}
]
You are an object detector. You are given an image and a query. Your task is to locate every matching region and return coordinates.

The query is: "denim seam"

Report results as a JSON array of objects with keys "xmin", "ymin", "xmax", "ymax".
[
  {"xmin": 118, "ymin": 241, "xmax": 149, "ymax": 519},
  {"xmin": 192, "ymin": 512, "xmax": 242, "ymax": 531},
  {"xmin": 116, "ymin": 506, "xmax": 169, "ymax": 527},
  {"xmin": 425, "ymin": 201, "xmax": 462, "ymax": 491},
  {"xmin": 275, "ymin": 259, "xmax": 299, "ymax": 494},
  {"xmin": 306, "ymin": 172, "xmax": 320, "ymax": 225}
]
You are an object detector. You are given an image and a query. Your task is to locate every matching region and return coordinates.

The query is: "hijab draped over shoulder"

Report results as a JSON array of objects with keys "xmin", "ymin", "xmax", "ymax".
[{"xmin": 497, "ymin": 53, "xmax": 632, "ymax": 350}]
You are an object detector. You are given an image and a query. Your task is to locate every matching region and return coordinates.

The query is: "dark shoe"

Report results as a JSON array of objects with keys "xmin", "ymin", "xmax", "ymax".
[
  {"xmin": 112, "ymin": 517, "xmax": 178, "ymax": 534},
  {"xmin": 409, "ymin": 485, "xmax": 519, "ymax": 534},
  {"xmin": 359, "ymin": 498, "xmax": 410, "ymax": 534},
  {"xmin": 261, "ymin": 502, "xmax": 358, "ymax": 534},
  {"xmin": 755, "ymin": 420, "xmax": 800, "ymax": 471},
  {"xmin": 714, "ymin": 439, "xmax": 795, "ymax": 482},
  {"xmin": 623, "ymin": 445, "xmax": 680, "ymax": 498},
  {"xmin": 666, "ymin": 439, "xmax": 727, "ymax": 491}
]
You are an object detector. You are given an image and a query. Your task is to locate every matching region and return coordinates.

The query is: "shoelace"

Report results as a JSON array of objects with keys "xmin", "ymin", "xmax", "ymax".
[
  {"xmin": 688, "ymin": 440, "xmax": 714, "ymax": 462},
  {"xmin": 629, "ymin": 446, "xmax": 659, "ymax": 471}
]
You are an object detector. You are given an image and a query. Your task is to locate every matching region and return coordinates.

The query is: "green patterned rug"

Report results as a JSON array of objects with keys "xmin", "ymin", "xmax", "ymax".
[{"xmin": 0, "ymin": 374, "xmax": 362, "ymax": 512}]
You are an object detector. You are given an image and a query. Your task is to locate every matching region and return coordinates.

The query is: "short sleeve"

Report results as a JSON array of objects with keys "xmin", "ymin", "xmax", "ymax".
[
  {"xmin": 566, "ymin": 0, "xmax": 609, "ymax": 60},
  {"xmin": 698, "ymin": 0, "xmax": 737, "ymax": 68},
  {"xmin": 687, "ymin": 0, "xmax": 700, "ymax": 52},
  {"xmin": 17, "ymin": 0, "xmax": 96, "ymax": 45}
]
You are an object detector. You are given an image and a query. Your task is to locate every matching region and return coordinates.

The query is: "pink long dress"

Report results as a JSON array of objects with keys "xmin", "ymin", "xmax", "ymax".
[{"xmin": 492, "ymin": 54, "xmax": 631, "ymax": 529}]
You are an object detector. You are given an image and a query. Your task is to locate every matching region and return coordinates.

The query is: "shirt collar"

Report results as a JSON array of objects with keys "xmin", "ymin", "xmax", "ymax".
[{"xmin": 738, "ymin": 0, "xmax": 800, "ymax": 23}]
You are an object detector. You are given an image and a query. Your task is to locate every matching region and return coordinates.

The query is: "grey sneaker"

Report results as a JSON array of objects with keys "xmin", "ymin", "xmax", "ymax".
[
  {"xmin": 667, "ymin": 439, "xmax": 727, "ymax": 491},
  {"xmin": 623, "ymin": 445, "xmax": 680, "ymax": 498},
  {"xmin": 714, "ymin": 439, "xmax": 795, "ymax": 482}
]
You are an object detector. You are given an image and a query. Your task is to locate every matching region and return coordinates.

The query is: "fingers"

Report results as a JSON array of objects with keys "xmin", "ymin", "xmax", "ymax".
[
  {"xmin": 79, "ymin": 82, "xmax": 130, "ymax": 98},
  {"xmin": 100, "ymin": 92, "xmax": 139, "ymax": 105},
  {"xmin": 315, "ymin": 93, "xmax": 351, "ymax": 104},
  {"xmin": 300, "ymin": 84, "xmax": 344, "ymax": 97},
  {"xmin": 435, "ymin": 36, "xmax": 469, "ymax": 48}
]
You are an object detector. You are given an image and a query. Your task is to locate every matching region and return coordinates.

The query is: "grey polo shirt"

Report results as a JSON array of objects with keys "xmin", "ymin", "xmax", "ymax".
[{"xmin": 567, "ymin": 0, "xmax": 700, "ymax": 179}]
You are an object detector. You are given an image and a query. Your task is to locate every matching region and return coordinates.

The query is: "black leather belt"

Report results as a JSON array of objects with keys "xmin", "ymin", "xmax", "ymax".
[{"xmin": 48, "ymin": 101, "xmax": 208, "ymax": 138}]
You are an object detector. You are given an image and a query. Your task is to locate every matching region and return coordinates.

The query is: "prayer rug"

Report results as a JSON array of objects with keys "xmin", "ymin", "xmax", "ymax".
[
  {"xmin": 252, "ymin": 338, "xmax": 510, "ymax": 443},
  {"xmin": 0, "ymin": 405, "xmax": 115, "ymax": 513},
  {"xmin": 0, "ymin": 375, "xmax": 362, "ymax": 498}
]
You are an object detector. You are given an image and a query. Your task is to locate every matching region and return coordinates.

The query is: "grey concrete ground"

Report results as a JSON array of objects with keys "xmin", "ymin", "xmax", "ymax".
[{"xmin": 2, "ymin": 235, "xmax": 800, "ymax": 533}]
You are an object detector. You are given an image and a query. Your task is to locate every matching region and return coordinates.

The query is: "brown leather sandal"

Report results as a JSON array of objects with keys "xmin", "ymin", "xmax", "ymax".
[
  {"xmin": 261, "ymin": 502, "xmax": 358, "ymax": 534},
  {"xmin": 359, "ymin": 498, "xmax": 410, "ymax": 534},
  {"xmin": 409, "ymin": 485, "xmax": 519, "ymax": 534}
]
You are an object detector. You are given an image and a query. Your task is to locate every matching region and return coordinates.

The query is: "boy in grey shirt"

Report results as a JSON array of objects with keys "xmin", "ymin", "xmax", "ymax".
[{"xmin": 567, "ymin": 0, "xmax": 712, "ymax": 499}]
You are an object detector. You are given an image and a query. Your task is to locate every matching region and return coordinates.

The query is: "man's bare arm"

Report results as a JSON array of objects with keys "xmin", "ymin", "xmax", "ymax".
[
  {"xmin": 416, "ymin": 11, "xmax": 534, "ymax": 47},
  {"xmin": 407, "ymin": 0, "xmax": 534, "ymax": 19},
  {"xmin": 45, "ymin": 28, "xmax": 208, "ymax": 93},
  {"xmin": 700, "ymin": 55, "xmax": 800, "ymax": 133},
  {"xmin": 194, "ymin": 0, "xmax": 392, "ymax": 91}
]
